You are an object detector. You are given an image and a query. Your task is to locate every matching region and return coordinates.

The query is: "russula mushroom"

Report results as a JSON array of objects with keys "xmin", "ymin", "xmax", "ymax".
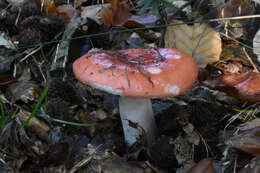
[{"xmin": 73, "ymin": 48, "xmax": 198, "ymax": 146}]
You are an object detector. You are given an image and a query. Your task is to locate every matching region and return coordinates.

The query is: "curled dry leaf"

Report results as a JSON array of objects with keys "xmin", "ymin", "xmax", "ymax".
[
  {"xmin": 187, "ymin": 158, "xmax": 216, "ymax": 173},
  {"xmin": 165, "ymin": 20, "xmax": 222, "ymax": 67},
  {"xmin": 225, "ymin": 126, "xmax": 260, "ymax": 156},
  {"xmin": 202, "ymin": 72, "xmax": 260, "ymax": 103}
]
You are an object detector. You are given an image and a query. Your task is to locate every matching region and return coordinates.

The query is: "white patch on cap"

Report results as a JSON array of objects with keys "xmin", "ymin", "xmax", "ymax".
[
  {"xmin": 173, "ymin": 55, "xmax": 181, "ymax": 59},
  {"xmin": 165, "ymin": 54, "xmax": 173, "ymax": 59},
  {"xmin": 165, "ymin": 85, "xmax": 180, "ymax": 95},
  {"xmin": 90, "ymin": 83, "xmax": 123, "ymax": 95},
  {"xmin": 146, "ymin": 67, "xmax": 162, "ymax": 74},
  {"xmin": 162, "ymin": 54, "xmax": 181, "ymax": 60}
]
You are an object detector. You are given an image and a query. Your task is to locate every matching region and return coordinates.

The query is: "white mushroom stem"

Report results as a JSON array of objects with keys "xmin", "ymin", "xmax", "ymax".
[{"xmin": 119, "ymin": 96, "xmax": 157, "ymax": 146}]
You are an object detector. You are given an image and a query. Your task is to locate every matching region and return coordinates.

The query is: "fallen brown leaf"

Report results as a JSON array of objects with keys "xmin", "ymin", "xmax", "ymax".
[
  {"xmin": 225, "ymin": 126, "xmax": 260, "ymax": 156},
  {"xmin": 41, "ymin": 0, "xmax": 71, "ymax": 22},
  {"xmin": 17, "ymin": 109, "xmax": 50, "ymax": 139},
  {"xmin": 99, "ymin": 0, "xmax": 131, "ymax": 26},
  {"xmin": 238, "ymin": 157, "xmax": 260, "ymax": 173},
  {"xmin": 187, "ymin": 158, "xmax": 216, "ymax": 173},
  {"xmin": 165, "ymin": 20, "xmax": 222, "ymax": 67},
  {"xmin": 123, "ymin": 13, "xmax": 159, "ymax": 27},
  {"xmin": 202, "ymin": 72, "xmax": 260, "ymax": 103}
]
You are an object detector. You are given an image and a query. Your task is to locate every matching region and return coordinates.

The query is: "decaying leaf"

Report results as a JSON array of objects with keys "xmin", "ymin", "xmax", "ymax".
[
  {"xmin": 238, "ymin": 118, "xmax": 260, "ymax": 131},
  {"xmin": 187, "ymin": 158, "xmax": 216, "ymax": 173},
  {"xmin": 217, "ymin": 0, "xmax": 253, "ymax": 39},
  {"xmin": 165, "ymin": 20, "xmax": 222, "ymax": 67},
  {"xmin": 6, "ymin": 81, "xmax": 40, "ymax": 103},
  {"xmin": 81, "ymin": 3, "xmax": 110, "ymax": 19},
  {"xmin": 238, "ymin": 157, "xmax": 260, "ymax": 173},
  {"xmin": 123, "ymin": 13, "xmax": 159, "ymax": 27},
  {"xmin": 41, "ymin": 0, "xmax": 71, "ymax": 22},
  {"xmin": 76, "ymin": 0, "xmax": 88, "ymax": 8},
  {"xmin": 202, "ymin": 72, "xmax": 260, "ymax": 103},
  {"xmin": 99, "ymin": 1, "xmax": 158, "ymax": 27},
  {"xmin": 215, "ymin": 57, "xmax": 252, "ymax": 74},
  {"xmin": 253, "ymin": 27, "xmax": 260, "ymax": 63},
  {"xmin": 99, "ymin": 0, "xmax": 131, "ymax": 26},
  {"xmin": 17, "ymin": 109, "xmax": 50, "ymax": 139},
  {"xmin": 0, "ymin": 32, "xmax": 16, "ymax": 49},
  {"xmin": 0, "ymin": 74, "xmax": 15, "ymax": 86},
  {"xmin": 169, "ymin": 0, "xmax": 192, "ymax": 14},
  {"xmin": 57, "ymin": 4, "xmax": 77, "ymax": 19},
  {"xmin": 225, "ymin": 126, "xmax": 260, "ymax": 156}
]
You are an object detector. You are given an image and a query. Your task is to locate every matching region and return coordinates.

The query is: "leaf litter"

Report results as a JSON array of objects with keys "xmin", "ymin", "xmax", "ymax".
[{"xmin": 0, "ymin": 0, "xmax": 260, "ymax": 172}]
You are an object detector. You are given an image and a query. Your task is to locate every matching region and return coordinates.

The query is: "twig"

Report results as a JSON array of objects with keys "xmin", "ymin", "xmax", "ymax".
[
  {"xmin": 233, "ymin": 154, "xmax": 238, "ymax": 173},
  {"xmin": 124, "ymin": 67, "xmax": 131, "ymax": 88},
  {"xmin": 145, "ymin": 161, "xmax": 162, "ymax": 173},
  {"xmin": 208, "ymin": 14, "xmax": 260, "ymax": 22},
  {"xmin": 68, "ymin": 145, "xmax": 102, "ymax": 173},
  {"xmin": 19, "ymin": 47, "xmax": 41, "ymax": 62},
  {"xmin": 242, "ymin": 47, "xmax": 259, "ymax": 73}
]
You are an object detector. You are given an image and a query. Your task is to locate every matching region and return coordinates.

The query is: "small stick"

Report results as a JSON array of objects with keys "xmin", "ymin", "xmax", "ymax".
[
  {"xmin": 242, "ymin": 47, "xmax": 259, "ymax": 73},
  {"xmin": 145, "ymin": 161, "xmax": 162, "ymax": 173}
]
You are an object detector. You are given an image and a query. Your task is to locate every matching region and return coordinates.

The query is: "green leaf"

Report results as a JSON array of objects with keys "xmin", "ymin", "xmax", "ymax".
[
  {"xmin": 139, "ymin": 0, "xmax": 154, "ymax": 14},
  {"xmin": 161, "ymin": 0, "xmax": 174, "ymax": 7},
  {"xmin": 51, "ymin": 118, "xmax": 95, "ymax": 127},
  {"xmin": 152, "ymin": 1, "xmax": 159, "ymax": 14}
]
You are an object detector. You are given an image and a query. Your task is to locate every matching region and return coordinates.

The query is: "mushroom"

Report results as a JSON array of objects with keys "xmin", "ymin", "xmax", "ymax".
[{"xmin": 73, "ymin": 48, "xmax": 198, "ymax": 146}]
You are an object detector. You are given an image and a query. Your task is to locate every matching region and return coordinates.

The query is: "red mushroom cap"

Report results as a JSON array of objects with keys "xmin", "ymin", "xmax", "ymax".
[{"xmin": 73, "ymin": 48, "xmax": 198, "ymax": 98}]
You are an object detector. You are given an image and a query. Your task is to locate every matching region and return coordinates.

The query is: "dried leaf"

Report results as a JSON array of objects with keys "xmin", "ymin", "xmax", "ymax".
[
  {"xmin": 123, "ymin": 13, "xmax": 159, "ymax": 27},
  {"xmin": 218, "ymin": 0, "xmax": 253, "ymax": 38},
  {"xmin": 81, "ymin": 4, "xmax": 110, "ymax": 19},
  {"xmin": 238, "ymin": 157, "xmax": 260, "ymax": 173},
  {"xmin": 169, "ymin": 0, "xmax": 192, "ymax": 14},
  {"xmin": 215, "ymin": 57, "xmax": 252, "ymax": 74},
  {"xmin": 41, "ymin": 0, "xmax": 70, "ymax": 22},
  {"xmin": 0, "ymin": 74, "xmax": 15, "ymax": 86},
  {"xmin": 187, "ymin": 158, "xmax": 216, "ymax": 173},
  {"xmin": 202, "ymin": 72, "xmax": 260, "ymax": 103},
  {"xmin": 17, "ymin": 109, "xmax": 50, "ymax": 139},
  {"xmin": 238, "ymin": 118, "xmax": 260, "ymax": 131},
  {"xmin": 0, "ymin": 32, "xmax": 16, "ymax": 49},
  {"xmin": 253, "ymin": 27, "xmax": 260, "ymax": 62},
  {"xmin": 76, "ymin": 0, "xmax": 88, "ymax": 7},
  {"xmin": 165, "ymin": 20, "xmax": 222, "ymax": 67},
  {"xmin": 225, "ymin": 126, "xmax": 260, "ymax": 156},
  {"xmin": 6, "ymin": 81, "xmax": 40, "ymax": 103},
  {"xmin": 40, "ymin": 142, "xmax": 70, "ymax": 165},
  {"xmin": 57, "ymin": 4, "xmax": 77, "ymax": 19},
  {"xmin": 99, "ymin": 0, "xmax": 131, "ymax": 25}
]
